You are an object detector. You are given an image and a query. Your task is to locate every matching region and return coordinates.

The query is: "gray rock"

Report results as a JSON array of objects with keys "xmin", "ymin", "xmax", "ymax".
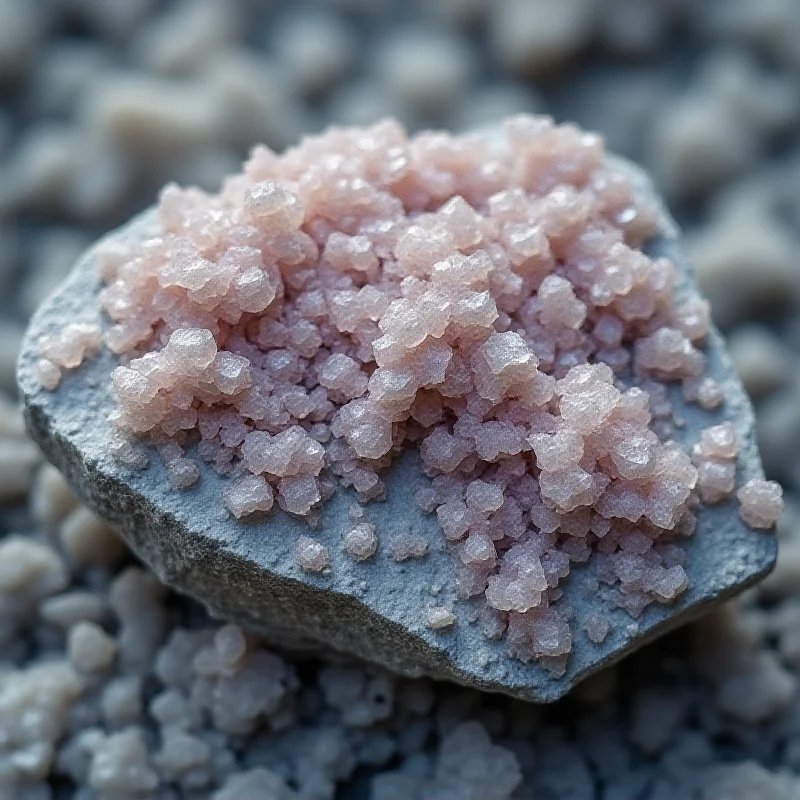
[{"xmin": 17, "ymin": 159, "xmax": 776, "ymax": 703}]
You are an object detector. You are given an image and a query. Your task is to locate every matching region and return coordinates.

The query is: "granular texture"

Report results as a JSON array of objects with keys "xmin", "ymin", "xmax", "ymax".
[{"xmin": 39, "ymin": 116, "xmax": 781, "ymax": 670}]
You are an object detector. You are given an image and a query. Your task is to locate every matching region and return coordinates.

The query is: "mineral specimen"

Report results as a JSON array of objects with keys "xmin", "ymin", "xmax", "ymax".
[{"xmin": 19, "ymin": 117, "xmax": 778, "ymax": 700}]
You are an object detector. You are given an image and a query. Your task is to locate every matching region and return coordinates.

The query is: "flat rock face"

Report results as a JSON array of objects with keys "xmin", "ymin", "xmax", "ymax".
[{"xmin": 17, "ymin": 161, "xmax": 776, "ymax": 703}]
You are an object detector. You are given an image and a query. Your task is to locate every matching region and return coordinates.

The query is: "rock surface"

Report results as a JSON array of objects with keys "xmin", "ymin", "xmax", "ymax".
[{"xmin": 17, "ymin": 157, "xmax": 777, "ymax": 703}]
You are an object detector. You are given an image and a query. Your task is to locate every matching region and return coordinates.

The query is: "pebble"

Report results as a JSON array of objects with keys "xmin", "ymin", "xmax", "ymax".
[
  {"xmin": 132, "ymin": 0, "xmax": 240, "ymax": 76},
  {"xmin": 58, "ymin": 507, "xmax": 127, "ymax": 567},
  {"xmin": 489, "ymin": 0, "xmax": 597, "ymax": 77},
  {"xmin": 82, "ymin": 73, "xmax": 222, "ymax": 153},
  {"xmin": 647, "ymin": 92, "xmax": 757, "ymax": 201},
  {"xmin": 375, "ymin": 29, "xmax": 476, "ymax": 117},
  {"xmin": 756, "ymin": 386, "xmax": 800, "ymax": 480},
  {"xmin": 728, "ymin": 325, "xmax": 793, "ymax": 400},
  {"xmin": 688, "ymin": 193, "xmax": 800, "ymax": 328},
  {"xmin": 202, "ymin": 50, "xmax": 303, "ymax": 151},
  {"xmin": 0, "ymin": 438, "xmax": 41, "ymax": 504},
  {"xmin": 272, "ymin": 10, "xmax": 355, "ymax": 98},
  {"xmin": 40, "ymin": 591, "xmax": 108, "ymax": 629},
  {"xmin": 30, "ymin": 464, "xmax": 79, "ymax": 527},
  {"xmin": 68, "ymin": 621, "xmax": 118, "ymax": 673}
]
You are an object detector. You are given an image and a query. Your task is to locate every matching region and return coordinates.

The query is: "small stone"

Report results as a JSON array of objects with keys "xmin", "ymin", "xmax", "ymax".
[
  {"xmin": 59, "ymin": 507, "xmax": 126, "ymax": 567},
  {"xmin": 31, "ymin": 463, "xmax": 78, "ymax": 526},
  {"xmin": 41, "ymin": 591, "xmax": 107, "ymax": 629},
  {"xmin": 89, "ymin": 728, "xmax": 159, "ymax": 795},
  {"xmin": 0, "ymin": 536, "xmax": 67, "ymax": 600},
  {"xmin": 728, "ymin": 324, "xmax": 792, "ymax": 400},
  {"xmin": 67, "ymin": 621, "xmax": 117, "ymax": 673},
  {"xmin": 375, "ymin": 29, "xmax": 475, "ymax": 115}
]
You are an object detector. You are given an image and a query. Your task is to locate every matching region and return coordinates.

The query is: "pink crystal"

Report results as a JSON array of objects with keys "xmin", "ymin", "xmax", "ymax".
[
  {"xmin": 583, "ymin": 612, "xmax": 609, "ymax": 644},
  {"xmin": 319, "ymin": 353, "xmax": 368, "ymax": 400},
  {"xmin": 37, "ymin": 323, "xmax": 102, "ymax": 387},
  {"xmin": 692, "ymin": 423, "xmax": 739, "ymax": 504},
  {"xmin": 389, "ymin": 532, "xmax": 429, "ymax": 561},
  {"xmin": 343, "ymin": 523, "xmax": 378, "ymax": 561},
  {"xmin": 223, "ymin": 474, "xmax": 274, "ymax": 518},
  {"xmin": 698, "ymin": 423, "xmax": 738, "ymax": 460},
  {"xmin": 278, "ymin": 475, "xmax": 321, "ymax": 515},
  {"xmin": 295, "ymin": 536, "xmax": 330, "ymax": 573},
  {"xmin": 737, "ymin": 480, "xmax": 784, "ymax": 529},
  {"xmin": 166, "ymin": 458, "xmax": 200, "ymax": 490},
  {"xmin": 465, "ymin": 480, "xmax": 505, "ymax": 514}
]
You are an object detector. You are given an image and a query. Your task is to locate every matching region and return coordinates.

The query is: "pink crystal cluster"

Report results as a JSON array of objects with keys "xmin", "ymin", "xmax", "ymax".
[
  {"xmin": 37, "ymin": 323, "xmax": 102, "ymax": 390},
  {"xmin": 41, "ymin": 116, "xmax": 783, "ymax": 670}
]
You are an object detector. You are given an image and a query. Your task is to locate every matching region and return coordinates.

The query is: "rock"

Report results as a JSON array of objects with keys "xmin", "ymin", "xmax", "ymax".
[{"xmin": 17, "ymin": 154, "xmax": 776, "ymax": 704}]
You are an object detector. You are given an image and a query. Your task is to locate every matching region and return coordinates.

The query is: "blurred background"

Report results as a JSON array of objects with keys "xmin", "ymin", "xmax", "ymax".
[
  {"xmin": 4, "ymin": 1, "xmax": 800, "ymax": 798},
  {"xmin": 4, "ymin": 0, "xmax": 800, "ymax": 491}
]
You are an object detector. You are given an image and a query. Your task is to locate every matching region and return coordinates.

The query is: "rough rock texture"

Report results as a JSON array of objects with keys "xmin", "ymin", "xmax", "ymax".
[{"xmin": 18, "ymin": 154, "xmax": 776, "ymax": 703}]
